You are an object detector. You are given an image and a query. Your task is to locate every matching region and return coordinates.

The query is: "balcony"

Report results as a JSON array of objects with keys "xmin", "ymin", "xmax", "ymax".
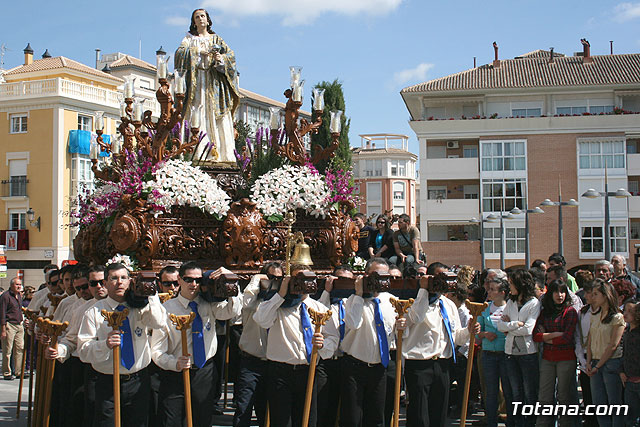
[
  {"xmin": 1, "ymin": 177, "xmax": 28, "ymax": 198},
  {"xmin": 628, "ymin": 154, "xmax": 640, "ymax": 176},
  {"xmin": 0, "ymin": 78, "xmax": 160, "ymax": 116},
  {"xmin": 425, "ymin": 199, "xmax": 479, "ymax": 221},
  {"xmin": 423, "ymin": 157, "xmax": 479, "ymax": 180}
]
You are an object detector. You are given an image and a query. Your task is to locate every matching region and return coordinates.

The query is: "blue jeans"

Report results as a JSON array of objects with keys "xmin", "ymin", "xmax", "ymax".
[
  {"xmin": 624, "ymin": 381, "xmax": 640, "ymax": 427},
  {"xmin": 591, "ymin": 358, "xmax": 624, "ymax": 427},
  {"xmin": 505, "ymin": 353, "xmax": 539, "ymax": 427},
  {"xmin": 388, "ymin": 254, "xmax": 416, "ymax": 266},
  {"xmin": 482, "ymin": 351, "xmax": 514, "ymax": 427}
]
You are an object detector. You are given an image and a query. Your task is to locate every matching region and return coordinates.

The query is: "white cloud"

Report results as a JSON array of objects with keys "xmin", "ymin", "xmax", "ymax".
[
  {"xmin": 165, "ymin": 16, "xmax": 190, "ymax": 27},
  {"xmin": 613, "ymin": 2, "xmax": 640, "ymax": 22},
  {"xmin": 393, "ymin": 63, "xmax": 434, "ymax": 86},
  {"xmin": 201, "ymin": 0, "xmax": 403, "ymax": 25}
]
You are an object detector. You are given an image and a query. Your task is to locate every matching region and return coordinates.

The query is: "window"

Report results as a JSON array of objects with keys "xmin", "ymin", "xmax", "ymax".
[
  {"xmin": 427, "ymin": 186, "xmax": 447, "ymax": 200},
  {"xmin": 557, "ymin": 106, "xmax": 587, "ymax": 115},
  {"xmin": 464, "ymin": 185, "xmax": 479, "ymax": 199},
  {"xmin": 590, "ymin": 105, "xmax": 614, "ymax": 114},
  {"xmin": 364, "ymin": 160, "xmax": 382, "ymax": 177},
  {"xmin": 463, "ymin": 146, "xmax": 478, "ymax": 158},
  {"xmin": 482, "ymin": 179, "xmax": 526, "ymax": 212},
  {"xmin": 481, "ymin": 141, "xmax": 526, "ymax": 172},
  {"xmin": 631, "ymin": 222, "xmax": 640, "ymax": 239},
  {"xmin": 139, "ymin": 79, "xmax": 153, "ymax": 90},
  {"xmin": 8, "ymin": 159, "xmax": 28, "ymax": 196},
  {"xmin": 393, "ymin": 182, "xmax": 405, "ymax": 200},
  {"xmin": 610, "ymin": 226, "xmax": 627, "ymax": 253},
  {"xmin": 424, "ymin": 106, "xmax": 445, "ymax": 119},
  {"xmin": 390, "ymin": 160, "xmax": 406, "ymax": 177},
  {"xmin": 582, "ymin": 226, "xmax": 627, "ymax": 254},
  {"xmin": 10, "ymin": 114, "xmax": 28, "ymax": 133},
  {"xmin": 78, "ymin": 115, "xmax": 93, "ymax": 131},
  {"xmin": 248, "ymin": 106, "xmax": 259, "ymax": 126},
  {"xmin": 366, "ymin": 182, "xmax": 382, "ymax": 215},
  {"xmin": 72, "ymin": 155, "xmax": 95, "ymax": 197},
  {"xmin": 483, "ymin": 227, "xmax": 525, "ymax": 253},
  {"xmin": 512, "ymin": 108, "xmax": 541, "ymax": 117},
  {"xmin": 578, "ymin": 140, "xmax": 625, "ymax": 170},
  {"xmin": 483, "ymin": 227, "xmax": 500, "ymax": 253},
  {"xmin": 10, "ymin": 213, "xmax": 26, "ymax": 230}
]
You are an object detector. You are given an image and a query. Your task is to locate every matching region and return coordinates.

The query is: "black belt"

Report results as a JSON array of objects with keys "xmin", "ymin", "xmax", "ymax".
[
  {"xmin": 240, "ymin": 350, "xmax": 266, "ymax": 363},
  {"xmin": 270, "ymin": 360, "xmax": 309, "ymax": 371},
  {"xmin": 344, "ymin": 354, "xmax": 383, "ymax": 368},
  {"xmin": 98, "ymin": 369, "xmax": 144, "ymax": 382}
]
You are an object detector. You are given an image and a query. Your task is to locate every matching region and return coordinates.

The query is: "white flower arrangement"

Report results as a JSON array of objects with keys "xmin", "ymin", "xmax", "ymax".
[
  {"xmin": 147, "ymin": 159, "xmax": 231, "ymax": 218},
  {"xmin": 106, "ymin": 253, "xmax": 137, "ymax": 272},
  {"xmin": 250, "ymin": 164, "xmax": 332, "ymax": 220},
  {"xmin": 350, "ymin": 256, "xmax": 367, "ymax": 272}
]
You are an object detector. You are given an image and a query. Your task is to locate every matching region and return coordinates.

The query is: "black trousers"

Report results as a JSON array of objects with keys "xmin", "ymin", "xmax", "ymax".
[
  {"xmin": 66, "ymin": 357, "xmax": 86, "ymax": 427},
  {"xmin": 384, "ymin": 350, "xmax": 397, "ymax": 427},
  {"xmin": 339, "ymin": 355, "xmax": 386, "ymax": 427},
  {"xmin": 84, "ymin": 363, "xmax": 98, "ymax": 427},
  {"xmin": 316, "ymin": 358, "xmax": 342, "ymax": 427},
  {"xmin": 405, "ymin": 358, "xmax": 452, "ymax": 427},
  {"xmin": 148, "ymin": 361, "xmax": 162, "ymax": 426},
  {"xmin": 158, "ymin": 357, "xmax": 216, "ymax": 427},
  {"xmin": 579, "ymin": 370, "xmax": 598, "ymax": 427},
  {"xmin": 95, "ymin": 367, "xmax": 150, "ymax": 427},
  {"xmin": 268, "ymin": 361, "xmax": 317, "ymax": 427},
  {"xmin": 50, "ymin": 360, "xmax": 69, "ymax": 427},
  {"xmin": 233, "ymin": 353, "xmax": 268, "ymax": 427}
]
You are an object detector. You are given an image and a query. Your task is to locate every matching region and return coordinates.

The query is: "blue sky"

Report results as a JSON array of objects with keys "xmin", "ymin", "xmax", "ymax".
[{"xmin": 2, "ymin": 0, "xmax": 640, "ymax": 155}]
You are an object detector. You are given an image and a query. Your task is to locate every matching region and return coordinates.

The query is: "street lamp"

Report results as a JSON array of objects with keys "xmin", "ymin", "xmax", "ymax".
[
  {"xmin": 470, "ymin": 216, "xmax": 493, "ymax": 271},
  {"xmin": 581, "ymin": 175, "xmax": 631, "ymax": 260},
  {"xmin": 486, "ymin": 206, "xmax": 519, "ymax": 270},
  {"xmin": 26, "ymin": 207, "xmax": 40, "ymax": 232},
  {"xmin": 540, "ymin": 181, "xmax": 579, "ymax": 256},
  {"xmin": 520, "ymin": 206, "xmax": 544, "ymax": 268}
]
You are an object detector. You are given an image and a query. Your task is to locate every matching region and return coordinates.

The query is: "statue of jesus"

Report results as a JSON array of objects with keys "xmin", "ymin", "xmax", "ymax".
[{"xmin": 175, "ymin": 9, "xmax": 240, "ymax": 164}]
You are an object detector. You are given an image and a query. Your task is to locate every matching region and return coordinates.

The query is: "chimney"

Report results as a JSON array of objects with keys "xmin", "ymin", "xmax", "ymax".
[
  {"xmin": 23, "ymin": 43, "xmax": 33, "ymax": 65},
  {"xmin": 581, "ymin": 38, "xmax": 592, "ymax": 63},
  {"xmin": 41, "ymin": 49, "xmax": 51, "ymax": 59},
  {"xmin": 474, "ymin": 56, "xmax": 476, "ymax": 68},
  {"xmin": 492, "ymin": 41, "xmax": 500, "ymax": 68},
  {"xmin": 610, "ymin": 40, "xmax": 614, "ymax": 55},
  {"xmin": 372, "ymin": 142, "xmax": 376, "ymax": 149},
  {"xmin": 549, "ymin": 47, "xmax": 554, "ymax": 63},
  {"xmin": 95, "ymin": 49, "xmax": 101, "ymax": 69}
]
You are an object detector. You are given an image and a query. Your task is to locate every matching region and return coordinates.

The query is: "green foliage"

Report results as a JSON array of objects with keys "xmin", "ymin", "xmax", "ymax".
[
  {"xmin": 234, "ymin": 120, "xmax": 252, "ymax": 153},
  {"xmin": 311, "ymin": 79, "xmax": 352, "ymax": 173}
]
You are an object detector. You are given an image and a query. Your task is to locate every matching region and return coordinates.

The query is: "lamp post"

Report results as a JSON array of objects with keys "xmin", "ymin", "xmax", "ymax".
[
  {"xmin": 540, "ymin": 181, "xmax": 579, "ymax": 256},
  {"xmin": 510, "ymin": 204, "xmax": 545, "ymax": 268},
  {"xmin": 486, "ymin": 198, "xmax": 520, "ymax": 270},
  {"xmin": 581, "ymin": 168, "xmax": 631, "ymax": 261},
  {"xmin": 470, "ymin": 217, "xmax": 492, "ymax": 271}
]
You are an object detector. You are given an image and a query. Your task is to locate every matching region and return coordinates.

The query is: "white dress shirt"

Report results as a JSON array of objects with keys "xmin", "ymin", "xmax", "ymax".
[
  {"xmin": 496, "ymin": 297, "xmax": 541, "ymax": 355},
  {"xmin": 253, "ymin": 294, "xmax": 338, "ymax": 365},
  {"xmin": 238, "ymin": 276, "xmax": 269, "ymax": 359},
  {"xmin": 402, "ymin": 289, "xmax": 470, "ymax": 360},
  {"xmin": 28, "ymin": 288, "xmax": 51, "ymax": 314},
  {"xmin": 78, "ymin": 294, "xmax": 166, "ymax": 374},
  {"xmin": 52, "ymin": 293, "xmax": 79, "ymax": 322},
  {"xmin": 150, "ymin": 293, "xmax": 240, "ymax": 372},
  {"xmin": 340, "ymin": 293, "xmax": 396, "ymax": 364},
  {"xmin": 319, "ymin": 290, "xmax": 345, "ymax": 358},
  {"xmin": 57, "ymin": 297, "xmax": 98, "ymax": 361}
]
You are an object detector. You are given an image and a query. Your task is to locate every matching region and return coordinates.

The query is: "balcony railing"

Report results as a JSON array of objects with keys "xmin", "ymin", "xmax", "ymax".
[
  {"xmin": 1, "ymin": 177, "xmax": 28, "ymax": 197},
  {"xmin": 0, "ymin": 78, "xmax": 160, "ymax": 116}
]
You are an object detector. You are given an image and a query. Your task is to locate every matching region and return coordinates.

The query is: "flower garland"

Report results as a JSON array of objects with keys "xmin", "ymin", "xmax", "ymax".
[
  {"xmin": 106, "ymin": 253, "xmax": 138, "ymax": 272},
  {"xmin": 147, "ymin": 159, "xmax": 231, "ymax": 218},
  {"xmin": 250, "ymin": 164, "xmax": 332, "ymax": 220}
]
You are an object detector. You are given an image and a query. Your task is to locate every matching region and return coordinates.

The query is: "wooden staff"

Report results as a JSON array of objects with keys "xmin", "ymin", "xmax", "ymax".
[
  {"xmin": 223, "ymin": 320, "xmax": 230, "ymax": 409},
  {"xmin": 101, "ymin": 309, "xmax": 130, "ymax": 427},
  {"xmin": 302, "ymin": 307, "xmax": 332, "ymax": 427},
  {"xmin": 34, "ymin": 316, "xmax": 47, "ymax": 426},
  {"xmin": 389, "ymin": 297, "xmax": 414, "ymax": 427},
  {"xmin": 169, "ymin": 312, "xmax": 196, "ymax": 427},
  {"xmin": 41, "ymin": 319, "xmax": 69, "ymax": 427},
  {"xmin": 47, "ymin": 294, "xmax": 67, "ymax": 316},
  {"xmin": 460, "ymin": 300, "xmax": 488, "ymax": 427},
  {"xmin": 16, "ymin": 308, "xmax": 35, "ymax": 419},
  {"xmin": 24, "ymin": 309, "xmax": 38, "ymax": 426}
]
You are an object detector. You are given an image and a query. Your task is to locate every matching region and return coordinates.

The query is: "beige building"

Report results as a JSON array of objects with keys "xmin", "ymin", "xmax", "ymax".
[
  {"xmin": 352, "ymin": 133, "xmax": 418, "ymax": 224},
  {"xmin": 401, "ymin": 41, "xmax": 640, "ymax": 269}
]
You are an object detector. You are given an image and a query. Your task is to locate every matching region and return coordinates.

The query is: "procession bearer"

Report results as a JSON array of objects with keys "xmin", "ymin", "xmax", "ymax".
[{"xmin": 151, "ymin": 262, "xmax": 241, "ymax": 427}]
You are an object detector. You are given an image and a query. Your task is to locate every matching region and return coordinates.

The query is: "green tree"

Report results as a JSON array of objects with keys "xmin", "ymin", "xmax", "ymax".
[{"xmin": 311, "ymin": 79, "xmax": 351, "ymax": 173}]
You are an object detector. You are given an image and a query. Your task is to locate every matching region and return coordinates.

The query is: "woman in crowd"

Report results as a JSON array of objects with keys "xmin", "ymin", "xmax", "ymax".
[
  {"xmin": 621, "ymin": 301, "xmax": 640, "ymax": 427},
  {"xmin": 575, "ymin": 278, "xmax": 598, "ymax": 427},
  {"xmin": 497, "ymin": 269, "xmax": 541, "ymax": 427},
  {"xmin": 533, "ymin": 279, "xmax": 579, "ymax": 427},
  {"xmin": 478, "ymin": 277, "xmax": 513, "ymax": 427},
  {"xmin": 611, "ymin": 279, "xmax": 636, "ymax": 309},
  {"xmin": 368, "ymin": 215, "xmax": 395, "ymax": 260},
  {"xmin": 587, "ymin": 279, "xmax": 625, "ymax": 427}
]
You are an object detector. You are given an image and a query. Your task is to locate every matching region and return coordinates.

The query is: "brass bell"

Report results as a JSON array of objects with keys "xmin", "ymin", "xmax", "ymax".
[{"xmin": 290, "ymin": 239, "xmax": 313, "ymax": 266}]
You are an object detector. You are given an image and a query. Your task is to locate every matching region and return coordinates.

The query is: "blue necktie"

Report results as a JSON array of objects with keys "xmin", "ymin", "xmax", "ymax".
[
  {"xmin": 116, "ymin": 305, "xmax": 135, "ymax": 370},
  {"xmin": 338, "ymin": 300, "xmax": 345, "ymax": 341},
  {"xmin": 188, "ymin": 301, "xmax": 206, "ymax": 368},
  {"xmin": 372, "ymin": 298, "xmax": 389, "ymax": 368},
  {"xmin": 300, "ymin": 302, "xmax": 313, "ymax": 363},
  {"xmin": 439, "ymin": 299, "xmax": 457, "ymax": 363}
]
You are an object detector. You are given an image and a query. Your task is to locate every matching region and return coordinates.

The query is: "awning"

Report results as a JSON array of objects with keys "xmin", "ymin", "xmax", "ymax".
[{"xmin": 68, "ymin": 129, "xmax": 111, "ymax": 157}]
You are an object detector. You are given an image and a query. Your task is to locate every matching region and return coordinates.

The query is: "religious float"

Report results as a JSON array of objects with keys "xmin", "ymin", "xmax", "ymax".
[{"xmin": 72, "ymin": 30, "xmax": 358, "ymax": 274}]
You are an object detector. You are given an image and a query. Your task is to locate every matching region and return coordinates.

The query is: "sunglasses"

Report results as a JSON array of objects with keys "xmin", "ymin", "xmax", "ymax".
[
  {"xmin": 49, "ymin": 279, "xmax": 60, "ymax": 285},
  {"xmin": 75, "ymin": 283, "xmax": 89, "ymax": 291},
  {"xmin": 181, "ymin": 277, "xmax": 202, "ymax": 284},
  {"xmin": 377, "ymin": 221, "xmax": 386, "ymax": 225},
  {"xmin": 161, "ymin": 280, "xmax": 180, "ymax": 288},
  {"xmin": 89, "ymin": 280, "xmax": 103, "ymax": 288}
]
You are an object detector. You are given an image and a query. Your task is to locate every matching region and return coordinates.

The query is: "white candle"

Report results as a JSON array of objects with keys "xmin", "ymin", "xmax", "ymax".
[
  {"xmin": 90, "ymin": 142, "xmax": 98, "ymax": 160},
  {"xmin": 111, "ymin": 137, "xmax": 121, "ymax": 155},
  {"xmin": 290, "ymin": 66, "xmax": 302, "ymax": 88},
  {"xmin": 292, "ymin": 80, "xmax": 304, "ymax": 102},
  {"xmin": 190, "ymin": 106, "xmax": 201, "ymax": 129},
  {"xmin": 124, "ymin": 81, "xmax": 133, "ymax": 98},
  {"xmin": 313, "ymin": 88, "xmax": 325, "ymax": 111},
  {"xmin": 95, "ymin": 112, "xmax": 104, "ymax": 131},
  {"xmin": 175, "ymin": 73, "xmax": 185, "ymax": 94},
  {"xmin": 133, "ymin": 101, "xmax": 143, "ymax": 122},
  {"xmin": 119, "ymin": 102, "xmax": 127, "ymax": 118},
  {"xmin": 269, "ymin": 107, "xmax": 280, "ymax": 129},
  {"xmin": 330, "ymin": 110, "xmax": 343, "ymax": 133}
]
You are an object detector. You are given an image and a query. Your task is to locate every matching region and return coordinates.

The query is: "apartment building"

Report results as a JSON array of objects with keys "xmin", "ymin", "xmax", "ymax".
[{"xmin": 401, "ymin": 41, "xmax": 640, "ymax": 269}]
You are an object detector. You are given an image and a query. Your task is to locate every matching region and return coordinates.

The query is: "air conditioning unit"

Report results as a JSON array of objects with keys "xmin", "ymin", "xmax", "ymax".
[{"xmin": 447, "ymin": 141, "xmax": 459, "ymax": 149}]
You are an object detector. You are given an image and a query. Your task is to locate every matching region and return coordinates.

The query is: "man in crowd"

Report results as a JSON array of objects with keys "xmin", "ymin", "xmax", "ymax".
[
  {"xmin": 0, "ymin": 277, "xmax": 24, "ymax": 380},
  {"xmin": 548, "ymin": 253, "xmax": 578, "ymax": 292},
  {"xmin": 353, "ymin": 213, "xmax": 375, "ymax": 260},
  {"xmin": 390, "ymin": 214, "xmax": 423, "ymax": 266},
  {"xmin": 611, "ymin": 254, "xmax": 640, "ymax": 296},
  {"xmin": 593, "ymin": 260, "xmax": 613, "ymax": 282}
]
